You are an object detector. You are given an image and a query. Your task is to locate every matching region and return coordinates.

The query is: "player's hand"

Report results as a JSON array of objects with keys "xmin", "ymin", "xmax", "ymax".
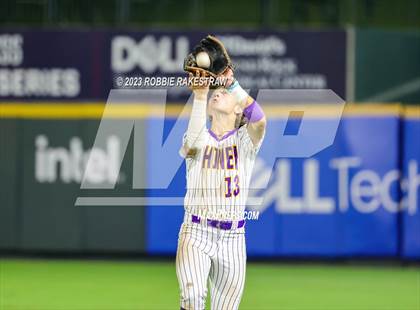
[
  {"xmin": 221, "ymin": 67, "xmax": 235, "ymax": 88},
  {"xmin": 189, "ymin": 71, "xmax": 210, "ymax": 100}
]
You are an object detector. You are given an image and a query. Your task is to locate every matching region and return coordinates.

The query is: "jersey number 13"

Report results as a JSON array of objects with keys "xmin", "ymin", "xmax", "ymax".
[{"xmin": 225, "ymin": 175, "xmax": 240, "ymax": 198}]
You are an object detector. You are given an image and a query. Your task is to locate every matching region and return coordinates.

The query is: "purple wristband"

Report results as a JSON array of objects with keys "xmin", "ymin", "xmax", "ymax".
[{"xmin": 243, "ymin": 100, "xmax": 264, "ymax": 123}]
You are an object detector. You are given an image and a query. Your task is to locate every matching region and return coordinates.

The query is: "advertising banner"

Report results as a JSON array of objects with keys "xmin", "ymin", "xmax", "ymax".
[
  {"xmin": 0, "ymin": 31, "xmax": 91, "ymax": 100},
  {"xmin": 0, "ymin": 119, "xmax": 19, "ymax": 248},
  {"xmin": 2, "ymin": 117, "xmax": 147, "ymax": 252},
  {"xmin": 108, "ymin": 30, "xmax": 347, "ymax": 101},
  {"xmin": 0, "ymin": 105, "xmax": 418, "ymax": 258},
  {"xmin": 0, "ymin": 30, "xmax": 346, "ymax": 101},
  {"xmin": 402, "ymin": 112, "xmax": 420, "ymax": 259},
  {"xmin": 146, "ymin": 113, "xmax": 401, "ymax": 257}
]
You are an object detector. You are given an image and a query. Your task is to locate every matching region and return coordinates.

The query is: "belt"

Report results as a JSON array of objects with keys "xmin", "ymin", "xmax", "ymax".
[{"xmin": 191, "ymin": 215, "xmax": 245, "ymax": 230}]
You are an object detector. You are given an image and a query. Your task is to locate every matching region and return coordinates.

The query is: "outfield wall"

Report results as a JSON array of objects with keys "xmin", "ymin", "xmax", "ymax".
[
  {"xmin": 0, "ymin": 28, "xmax": 419, "ymax": 259},
  {"xmin": 0, "ymin": 29, "xmax": 346, "ymax": 101},
  {"xmin": 0, "ymin": 104, "xmax": 419, "ymax": 259}
]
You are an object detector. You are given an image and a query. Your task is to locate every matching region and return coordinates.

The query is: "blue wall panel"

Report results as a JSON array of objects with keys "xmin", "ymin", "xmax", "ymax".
[{"xmin": 146, "ymin": 116, "xmax": 403, "ymax": 258}]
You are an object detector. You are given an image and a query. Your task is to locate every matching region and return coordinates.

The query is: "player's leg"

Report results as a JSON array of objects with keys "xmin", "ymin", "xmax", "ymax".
[
  {"xmin": 209, "ymin": 232, "xmax": 246, "ymax": 310},
  {"xmin": 176, "ymin": 225, "xmax": 212, "ymax": 310}
]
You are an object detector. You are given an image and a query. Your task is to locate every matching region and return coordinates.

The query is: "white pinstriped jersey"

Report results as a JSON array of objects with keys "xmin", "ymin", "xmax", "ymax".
[{"xmin": 182, "ymin": 125, "xmax": 263, "ymax": 221}]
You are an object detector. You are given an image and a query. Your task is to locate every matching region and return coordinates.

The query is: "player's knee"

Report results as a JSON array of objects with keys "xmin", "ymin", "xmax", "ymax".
[
  {"xmin": 180, "ymin": 295, "xmax": 206, "ymax": 310},
  {"xmin": 180, "ymin": 283, "xmax": 206, "ymax": 309}
]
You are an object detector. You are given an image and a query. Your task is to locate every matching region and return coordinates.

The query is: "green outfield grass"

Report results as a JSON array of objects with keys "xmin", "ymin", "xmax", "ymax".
[{"xmin": 0, "ymin": 258, "xmax": 419, "ymax": 310}]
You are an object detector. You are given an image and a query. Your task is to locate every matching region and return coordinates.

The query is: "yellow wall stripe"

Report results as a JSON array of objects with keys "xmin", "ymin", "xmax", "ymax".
[
  {"xmin": 404, "ymin": 106, "xmax": 420, "ymax": 119},
  {"xmin": 0, "ymin": 103, "xmax": 419, "ymax": 119}
]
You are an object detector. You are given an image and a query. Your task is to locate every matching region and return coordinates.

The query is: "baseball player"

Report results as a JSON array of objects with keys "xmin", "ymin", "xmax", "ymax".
[{"xmin": 176, "ymin": 37, "xmax": 266, "ymax": 309}]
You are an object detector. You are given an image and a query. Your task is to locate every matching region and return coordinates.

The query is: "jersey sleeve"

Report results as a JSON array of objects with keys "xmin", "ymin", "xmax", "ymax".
[{"xmin": 237, "ymin": 125, "xmax": 265, "ymax": 156}]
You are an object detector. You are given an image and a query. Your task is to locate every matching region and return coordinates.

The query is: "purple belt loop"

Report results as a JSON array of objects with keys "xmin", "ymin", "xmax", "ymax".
[
  {"xmin": 207, "ymin": 219, "xmax": 217, "ymax": 228},
  {"xmin": 191, "ymin": 215, "xmax": 201, "ymax": 223},
  {"xmin": 192, "ymin": 215, "xmax": 245, "ymax": 230},
  {"xmin": 243, "ymin": 100, "xmax": 265, "ymax": 123},
  {"xmin": 219, "ymin": 221, "xmax": 233, "ymax": 230}
]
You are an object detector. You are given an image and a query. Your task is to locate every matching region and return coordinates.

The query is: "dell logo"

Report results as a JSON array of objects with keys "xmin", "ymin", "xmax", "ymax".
[{"xmin": 111, "ymin": 35, "xmax": 189, "ymax": 73}]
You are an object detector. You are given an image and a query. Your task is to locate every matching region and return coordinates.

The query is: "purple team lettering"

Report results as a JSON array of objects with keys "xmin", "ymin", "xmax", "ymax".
[{"xmin": 202, "ymin": 145, "xmax": 238, "ymax": 170}]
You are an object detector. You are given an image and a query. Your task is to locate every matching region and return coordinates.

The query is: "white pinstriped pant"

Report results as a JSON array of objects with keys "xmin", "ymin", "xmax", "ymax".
[{"xmin": 176, "ymin": 219, "xmax": 246, "ymax": 310}]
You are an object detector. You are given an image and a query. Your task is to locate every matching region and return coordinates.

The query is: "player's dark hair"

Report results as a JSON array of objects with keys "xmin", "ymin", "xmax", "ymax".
[{"xmin": 235, "ymin": 113, "xmax": 248, "ymax": 128}]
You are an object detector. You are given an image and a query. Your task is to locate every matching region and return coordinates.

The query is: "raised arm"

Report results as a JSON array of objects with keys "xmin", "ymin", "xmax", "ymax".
[
  {"xmin": 179, "ymin": 73, "xmax": 209, "ymax": 158},
  {"xmin": 242, "ymin": 96, "xmax": 267, "ymax": 146},
  {"xmin": 224, "ymin": 69, "xmax": 266, "ymax": 146}
]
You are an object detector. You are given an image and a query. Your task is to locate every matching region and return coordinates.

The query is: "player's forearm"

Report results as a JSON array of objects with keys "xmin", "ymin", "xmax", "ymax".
[
  {"xmin": 227, "ymin": 78, "xmax": 264, "ymax": 121},
  {"xmin": 185, "ymin": 93, "xmax": 207, "ymax": 149},
  {"xmin": 227, "ymin": 79, "xmax": 262, "ymax": 112},
  {"xmin": 227, "ymin": 79, "xmax": 249, "ymax": 109},
  {"xmin": 243, "ymin": 96, "xmax": 266, "ymax": 145},
  {"xmin": 248, "ymin": 114, "xmax": 266, "ymax": 141},
  {"xmin": 244, "ymin": 98, "xmax": 266, "ymax": 126}
]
